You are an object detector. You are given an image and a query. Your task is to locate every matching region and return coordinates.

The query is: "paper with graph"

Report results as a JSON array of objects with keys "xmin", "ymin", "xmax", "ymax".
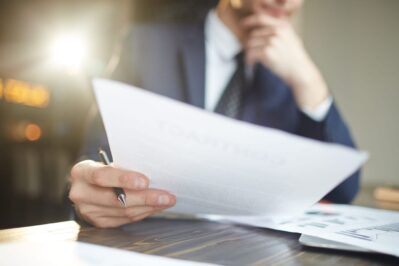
[
  {"xmin": 296, "ymin": 204, "xmax": 399, "ymax": 257},
  {"xmin": 206, "ymin": 203, "xmax": 399, "ymax": 233},
  {"xmin": 93, "ymin": 79, "xmax": 368, "ymax": 217},
  {"xmin": 207, "ymin": 204, "xmax": 399, "ymax": 257}
]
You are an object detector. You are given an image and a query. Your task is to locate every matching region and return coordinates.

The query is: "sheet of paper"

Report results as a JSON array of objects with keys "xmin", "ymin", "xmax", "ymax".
[
  {"xmin": 297, "ymin": 204, "xmax": 399, "ymax": 257},
  {"xmin": 209, "ymin": 204, "xmax": 399, "ymax": 257},
  {"xmin": 206, "ymin": 204, "xmax": 399, "ymax": 233},
  {"xmin": 93, "ymin": 79, "xmax": 368, "ymax": 217},
  {"xmin": 308, "ymin": 220, "xmax": 399, "ymax": 257},
  {"xmin": 299, "ymin": 234, "xmax": 371, "ymax": 252},
  {"xmin": 0, "ymin": 241, "xmax": 218, "ymax": 266}
]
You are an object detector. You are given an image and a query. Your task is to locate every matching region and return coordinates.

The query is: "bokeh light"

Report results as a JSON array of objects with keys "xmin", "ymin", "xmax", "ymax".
[
  {"xmin": 50, "ymin": 33, "xmax": 88, "ymax": 73},
  {"xmin": 24, "ymin": 123, "xmax": 42, "ymax": 142}
]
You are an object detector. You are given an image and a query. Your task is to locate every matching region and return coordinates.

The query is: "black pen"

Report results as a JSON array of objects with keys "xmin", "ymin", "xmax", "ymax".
[{"xmin": 98, "ymin": 148, "xmax": 127, "ymax": 207}]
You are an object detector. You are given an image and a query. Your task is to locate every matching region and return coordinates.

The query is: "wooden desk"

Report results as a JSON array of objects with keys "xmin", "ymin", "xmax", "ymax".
[{"xmin": 0, "ymin": 218, "xmax": 397, "ymax": 265}]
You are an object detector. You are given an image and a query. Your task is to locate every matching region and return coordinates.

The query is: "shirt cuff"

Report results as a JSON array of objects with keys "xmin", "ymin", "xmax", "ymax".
[{"xmin": 301, "ymin": 96, "xmax": 333, "ymax": 122}]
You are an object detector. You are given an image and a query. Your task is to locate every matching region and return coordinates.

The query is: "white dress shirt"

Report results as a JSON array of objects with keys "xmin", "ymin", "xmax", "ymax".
[{"xmin": 204, "ymin": 10, "xmax": 332, "ymax": 122}]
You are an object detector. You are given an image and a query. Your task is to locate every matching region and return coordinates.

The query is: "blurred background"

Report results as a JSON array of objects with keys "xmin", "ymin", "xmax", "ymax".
[{"xmin": 0, "ymin": 0, "xmax": 398, "ymax": 229}]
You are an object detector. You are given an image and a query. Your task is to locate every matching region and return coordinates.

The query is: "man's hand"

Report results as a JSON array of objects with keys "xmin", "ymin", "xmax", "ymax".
[
  {"xmin": 69, "ymin": 160, "xmax": 176, "ymax": 228},
  {"xmin": 241, "ymin": 14, "xmax": 330, "ymax": 111}
]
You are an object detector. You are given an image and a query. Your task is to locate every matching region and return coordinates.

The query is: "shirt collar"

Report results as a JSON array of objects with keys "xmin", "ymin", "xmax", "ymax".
[{"xmin": 205, "ymin": 9, "xmax": 242, "ymax": 61}]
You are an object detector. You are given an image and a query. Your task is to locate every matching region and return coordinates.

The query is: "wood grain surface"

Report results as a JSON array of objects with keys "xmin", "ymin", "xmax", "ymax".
[{"xmin": 1, "ymin": 218, "xmax": 398, "ymax": 265}]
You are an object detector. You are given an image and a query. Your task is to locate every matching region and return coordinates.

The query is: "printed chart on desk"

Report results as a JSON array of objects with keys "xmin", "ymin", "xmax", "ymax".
[{"xmin": 338, "ymin": 222, "xmax": 399, "ymax": 243}]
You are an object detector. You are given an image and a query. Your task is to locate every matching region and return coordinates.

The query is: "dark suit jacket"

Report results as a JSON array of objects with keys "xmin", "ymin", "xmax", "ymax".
[{"xmin": 84, "ymin": 18, "xmax": 360, "ymax": 204}]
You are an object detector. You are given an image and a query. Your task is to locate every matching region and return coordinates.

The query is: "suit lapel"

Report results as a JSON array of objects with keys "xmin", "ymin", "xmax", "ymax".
[{"xmin": 179, "ymin": 22, "xmax": 206, "ymax": 108}]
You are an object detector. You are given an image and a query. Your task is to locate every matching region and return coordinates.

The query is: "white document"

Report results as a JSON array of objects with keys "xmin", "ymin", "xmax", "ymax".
[
  {"xmin": 208, "ymin": 204, "xmax": 399, "ymax": 233},
  {"xmin": 211, "ymin": 204, "xmax": 399, "ymax": 257},
  {"xmin": 307, "ymin": 221, "xmax": 399, "ymax": 257},
  {"xmin": 297, "ymin": 204, "xmax": 399, "ymax": 257},
  {"xmin": 0, "ymin": 241, "xmax": 218, "ymax": 266},
  {"xmin": 93, "ymin": 79, "xmax": 368, "ymax": 217},
  {"xmin": 299, "ymin": 234, "xmax": 371, "ymax": 253}
]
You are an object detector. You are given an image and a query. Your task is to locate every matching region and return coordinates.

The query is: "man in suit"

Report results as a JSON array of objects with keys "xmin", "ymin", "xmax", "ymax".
[{"xmin": 69, "ymin": 0, "xmax": 360, "ymax": 228}]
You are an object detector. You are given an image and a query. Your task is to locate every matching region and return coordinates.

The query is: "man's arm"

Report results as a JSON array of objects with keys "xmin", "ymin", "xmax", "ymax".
[
  {"xmin": 297, "ymin": 103, "xmax": 360, "ymax": 203},
  {"xmin": 242, "ymin": 14, "xmax": 360, "ymax": 203}
]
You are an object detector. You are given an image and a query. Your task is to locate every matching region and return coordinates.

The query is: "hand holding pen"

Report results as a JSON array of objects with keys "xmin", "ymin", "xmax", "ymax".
[
  {"xmin": 68, "ymin": 150, "xmax": 176, "ymax": 228},
  {"xmin": 98, "ymin": 149, "xmax": 127, "ymax": 207}
]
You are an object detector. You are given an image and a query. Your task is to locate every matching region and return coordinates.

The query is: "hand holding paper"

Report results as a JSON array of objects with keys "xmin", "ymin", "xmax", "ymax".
[{"xmin": 92, "ymin": 79, "xmax": 367, "ymax": 218}]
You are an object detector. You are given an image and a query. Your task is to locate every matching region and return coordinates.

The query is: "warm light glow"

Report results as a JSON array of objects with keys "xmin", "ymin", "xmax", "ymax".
[
  {"xmin": 25, "ymin": 123, "xmax": 42, "ymax": 142},
  {"xmin": 0, "ymin": 78, "xmax": 3, "ymax": 99},
  {"xmin": 50, "ymin": 33, "xmax": 88, "ymax": 72},
  {"xmin": 1, "ymin": 79, "xmax": 50, "ymax": 108}
]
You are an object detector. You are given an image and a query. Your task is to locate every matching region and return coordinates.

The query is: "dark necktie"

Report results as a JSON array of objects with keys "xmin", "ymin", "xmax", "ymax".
[{"xmin": 214, "ymin": 52, "xmax": 246, "ymax": 118}]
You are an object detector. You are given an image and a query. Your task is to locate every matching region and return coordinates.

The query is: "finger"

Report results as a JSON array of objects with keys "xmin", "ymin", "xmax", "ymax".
[
  {"xmin": 128, "ymin": 209, "xmax": 164, "ymax": 223},
  {"xmin": 124, "ymin": 206, "xmax": 165, "ymax": 220},
  {"xmin": 89, "ymin": 208, "xmax": 164, "ymax": 227},
  {"xmin": 245, "ymin": 35, "xmax": 274, "ymax": 50},
  {"xmin": 77, "ymin": 203, "xmax": 126, "ymax": 218},
  {"xmin": 77, "ymin": 203, "xmax": 162, "ymax": 219},
  {"xmin": 245, "ymin": 46, "xmax": 266, "ymax": 65},
  {"xmin": 91, "ymin": 217, "xmax": 132, "ymax": 229},
  {"xmin": 71, "ymin": 160, "xmax": 149, "ymax": 190},
  {"xmin": 248, "ymin": 27, "xmax": 276, "ymax": 39},
  {"xmin": 69, "ymin": 181, "xmax": 177, "ymax": 208},
  {"xmin": 74, "ymin": 204, "xmax": 130, "ymax": 228},
  {"xmin": 125, "ymin": 188, "xmax": 177, "ymax": 208},
  {"xmin": 241, "ymin": 14, "xmax": 281, "ymax": 30},
  {"xmin": 69, "ymin": 181, "xmax": 122, "ymax": 207}
]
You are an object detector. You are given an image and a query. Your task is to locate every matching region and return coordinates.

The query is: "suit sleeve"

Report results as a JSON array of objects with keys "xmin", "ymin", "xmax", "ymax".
[
  {"xmin": 79, "ymin": 107, "xmax": 111, "ymax": 161},
  {"xmin": 79, "ymin": 29, "xmax": 140, "ymax": 162},
  {"xmin": 297, "ymin": 103, "xmax": 360, "ymax": 203}
]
